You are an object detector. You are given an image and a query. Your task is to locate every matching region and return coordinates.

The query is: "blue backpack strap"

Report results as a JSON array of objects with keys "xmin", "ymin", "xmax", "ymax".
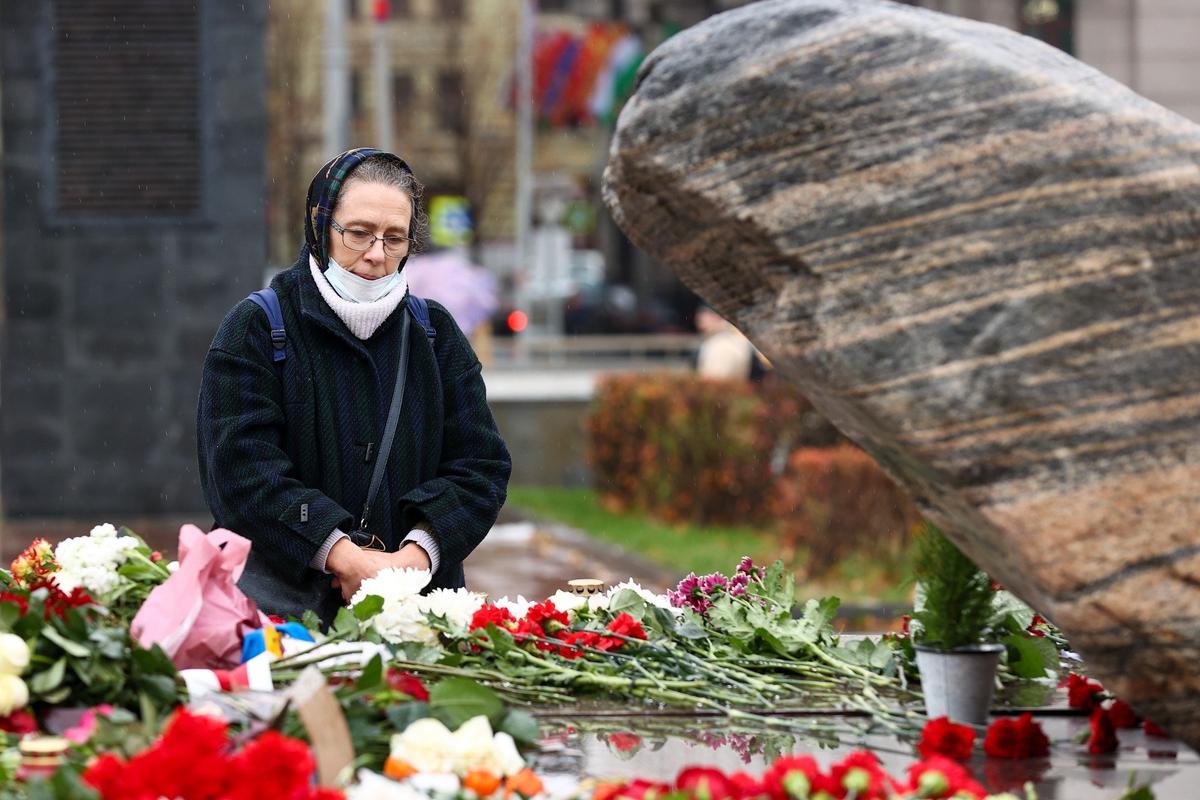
[
  {"xmin": 247, "ymin": 288, "xmax": 287, "ymax": 363},
  {"xmin": 406, "ymin": 293, "xmax": 436, "ymax": 342}
]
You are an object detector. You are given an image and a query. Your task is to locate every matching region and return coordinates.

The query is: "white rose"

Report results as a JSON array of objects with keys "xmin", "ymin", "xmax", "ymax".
[
  {"xmin": 451, "ymin": 716, "xmax": 525, "ymax": 777},
  {"xmin": 390, "ymin": 717, "xmax": 456, "ymax": 773},
  {"xmin": 0, "ymin": 674, "xmax": 29, "ymax": 716},
  {"xmin": 490, "ymin": 732, "xmax": 526, "ymax": 777},
  {"xmin": 0, "ymin": 634, "xmax": 30, "ymax": 676}
]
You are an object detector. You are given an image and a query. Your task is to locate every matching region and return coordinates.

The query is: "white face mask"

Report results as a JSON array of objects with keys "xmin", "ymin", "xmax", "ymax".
[{"xmin": 323, "ymin": 257, "xmax": 405, "ymax": 304}]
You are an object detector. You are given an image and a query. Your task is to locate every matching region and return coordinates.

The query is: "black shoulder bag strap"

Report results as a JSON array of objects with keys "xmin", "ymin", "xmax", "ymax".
[{"xmin": 356, "ymin": 311, "xmax": 412, "ymax": 534}]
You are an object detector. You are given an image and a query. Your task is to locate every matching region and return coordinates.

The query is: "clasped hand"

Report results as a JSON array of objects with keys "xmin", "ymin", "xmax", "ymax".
[{"xmin": 326, "ymin": 537, "xmax": 431, "ymax": 603}]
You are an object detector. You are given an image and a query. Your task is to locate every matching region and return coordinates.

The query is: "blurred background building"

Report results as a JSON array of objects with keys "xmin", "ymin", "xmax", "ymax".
[{"xmin": 1, "ymin": 0, "xmax": 1198, "ymax": 517}]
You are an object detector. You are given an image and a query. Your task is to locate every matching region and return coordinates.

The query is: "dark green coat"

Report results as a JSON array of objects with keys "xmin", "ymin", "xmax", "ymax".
[{"xmin": 197, "ymin": 259, "xmax": 511, "ymax": 624}]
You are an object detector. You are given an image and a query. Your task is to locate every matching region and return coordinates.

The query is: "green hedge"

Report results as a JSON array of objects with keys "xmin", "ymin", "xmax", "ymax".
[{"xmin": 586, "ymin": 374, "xmax": 919, "ymax": 575}]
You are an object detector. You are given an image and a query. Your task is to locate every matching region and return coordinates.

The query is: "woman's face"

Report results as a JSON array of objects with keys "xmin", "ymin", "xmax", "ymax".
[{"xmin": 327, "ymin": 180, "xmax": 414, "ymax": 279}]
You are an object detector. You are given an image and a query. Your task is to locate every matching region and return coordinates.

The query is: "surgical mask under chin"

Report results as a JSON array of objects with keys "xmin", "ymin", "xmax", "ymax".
[{"xmin": 323, "ymin": 257, "xmax": 404, "ymax": 303}]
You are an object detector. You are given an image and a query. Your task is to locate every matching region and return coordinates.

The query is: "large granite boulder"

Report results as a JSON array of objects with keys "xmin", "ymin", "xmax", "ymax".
[{"xmin": 603, "ymin": 0, "xmax": 1200, "ymax": 745}]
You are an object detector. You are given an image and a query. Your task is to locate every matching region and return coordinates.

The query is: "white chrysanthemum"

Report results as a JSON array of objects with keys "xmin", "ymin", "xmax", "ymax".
[
  {"xmin": 350, "ymin": 568, "xmax": 439, "ymax": 646},
  {"xmin": 350, "ymin": 568, "xmax": 433, "ymax": 607},
  {"xmin": 547, "ymin": 590, "xmax": 588, "ymax": 620},
  {"xmin": 494, "ymin": 595, "xmax": 532, "ymax": 619},
  {"xmin": 419, "ymin": 589, "xmax": 485, "ymax": 634},
  {"xmin": 52, "ymin": 522, "xmax": 142, "ymax": 597},
  {"xmin": 607, "ymin": 580, "xmax": 676, "ymax": 612}
]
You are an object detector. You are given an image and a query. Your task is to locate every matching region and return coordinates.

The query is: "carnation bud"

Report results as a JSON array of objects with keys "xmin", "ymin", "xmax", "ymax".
[
  {"xmin": 916, "ymin": 769, "xmax": 949, "ymax": 798},
  {"xmin": 842, "ymin": 767, "xmax": 871, "ymax": 793},
  {"xmin": 782, "ymin": 770, "xmax": 811, "ymax": 798}
]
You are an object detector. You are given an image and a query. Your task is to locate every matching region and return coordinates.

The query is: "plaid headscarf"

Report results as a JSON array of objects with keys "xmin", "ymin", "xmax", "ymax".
[{"xmin": 303, "ymin": 147, "xmax": 415, "ymax": 268}]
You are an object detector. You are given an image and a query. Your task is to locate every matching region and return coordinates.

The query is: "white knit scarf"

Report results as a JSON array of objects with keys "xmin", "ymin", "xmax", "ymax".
[{"xmin": 309, "ymin": 255, "xmax": 408, "ymax": 340}]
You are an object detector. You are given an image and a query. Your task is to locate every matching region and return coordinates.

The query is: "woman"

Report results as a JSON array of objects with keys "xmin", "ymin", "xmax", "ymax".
[{"xmin": 197, "ymin": 148, "xmax": 511, "ymax": 625}]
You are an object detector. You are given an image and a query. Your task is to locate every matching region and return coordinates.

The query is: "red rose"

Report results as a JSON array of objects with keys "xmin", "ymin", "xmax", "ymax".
[
  {"xmin": 918, "ymin": 716, "xmax": 976, "ymax": 761},
  {"xmin": 677, "ymin": 766, "xmax": 737, "ymax": 800},
  {"xmin": 1144, "ymin": 718, "xmax": 1170, "ymax": 738},
  {"xmin": 0, "ymin": 709, "xmax": 37, "ymax": 735},
  {"xmin": 1065, "ymin": 672, "xmax": 1104, "ymax": 711},
  {"xmin": 608, "ymin": 733, "xmax": 642, "ymax": 753},
  {"xmin": 1107, "ymin": 699, "xmax": 1138, "ymax": 729},
  {"xmin": 385, "ymin": 668, "xmax": 429, "ymax": 701},
  {"xmin": 906, "ymin": 756, "xmax": 986, "ymax": 799},
  {"xmin": 1087, "ymin": 708, "xmax": 1119, "ymax": 754}
]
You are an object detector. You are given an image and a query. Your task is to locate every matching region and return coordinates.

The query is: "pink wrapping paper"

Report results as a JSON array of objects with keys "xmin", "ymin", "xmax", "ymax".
[{"xmin": 130, "ymin": 525, "xmax": 267, "ymax": 669}]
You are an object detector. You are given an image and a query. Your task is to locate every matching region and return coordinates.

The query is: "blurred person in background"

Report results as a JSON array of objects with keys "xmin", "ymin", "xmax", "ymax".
[
  {"xmin": 694, "ymin": 304, "xmax": 768, "ymax": 381},
  {"xmin": 197, "ymin": 148, "xmax": 511, "ymax": 626}
]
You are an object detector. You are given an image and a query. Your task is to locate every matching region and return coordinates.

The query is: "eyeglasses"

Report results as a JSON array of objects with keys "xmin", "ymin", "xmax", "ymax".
[{"xmin": 330, "ymin": 219, "xmax": 413, "ymax": 258}]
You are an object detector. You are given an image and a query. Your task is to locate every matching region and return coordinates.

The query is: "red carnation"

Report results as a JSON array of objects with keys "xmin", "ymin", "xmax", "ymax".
[
  {"xmin": 385, "ymin": 668, "xmax": 429, "ymax": 701},
  {"xmin": 726, "ymin": 771, "xmax": 765, "ymax": 800},
  {"xmin": 918, "ymin": 717, "xmax": 976, "ymax": 761},
  {"xmin": 983, "ymin": 714, "xmax": 1049, "ymax": 759},
  {"xmin": 906, "ymin": 756, "xmax": 986, "ymax": 799},
  {"xmin": 1087, "ymin": 708, "xmax": 1119, "ymax": 754},
  {"xmin": 1066, "ymin": 672, "xmax": 1104, "ymax": 711},
  {"xmin": 1144, "ymin": 718, "xmax": 1170, "ymax": 738},
  {"xmin": 525, "ymin": 600, "xmax": 570, "ymax": 633},
  {"xmin": 829, "ymin": 751, "xmax": 896, "ymax": 799},
  {"xmin": 470, "ymin": 604, "xmax": 516, "ymax": 632},
  {"xmin": 1107, "ymin": 699, "xmax": 1139, "ymax": 729},
  {"xmin": 558, "ymin": 630, "xmax": 599, "ymax": 659},
  {"xmin": 676, "ymin": 766, "xmax": 737, "ymax": 800},
  {"xmin": 606, "ymin": 613, "xmax": 648, "ymax": 641},
  {"xmin": 762, "ymin": 754, "xmax": 829, "ymax": 800},
  {"xmin": 609, "ymin": 778, "xmax": 671, "ymax": 800}
]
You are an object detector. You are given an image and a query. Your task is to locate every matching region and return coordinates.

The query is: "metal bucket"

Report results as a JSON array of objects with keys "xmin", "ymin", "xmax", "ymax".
[{"xmin": 915, "ymin": 643, "xmax": 1005, "ymax": 726}]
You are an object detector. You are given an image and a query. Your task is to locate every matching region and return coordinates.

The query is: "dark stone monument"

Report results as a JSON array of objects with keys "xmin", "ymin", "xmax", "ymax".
[
  {"xmin": 1, "ymin": 1, "xmax": 267, "ymax": 517},
  {"xmin": 604, "ymin": 0, "xmax": 1200, "ymax": 746}
]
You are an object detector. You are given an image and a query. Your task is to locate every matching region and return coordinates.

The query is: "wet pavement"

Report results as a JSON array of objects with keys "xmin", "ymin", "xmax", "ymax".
[{"xmin": 533, "ymin": 715, "xmax": 1200, "ymax": 800}]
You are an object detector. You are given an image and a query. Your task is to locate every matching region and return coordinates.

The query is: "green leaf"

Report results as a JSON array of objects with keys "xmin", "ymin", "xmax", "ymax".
[
  {"xmin": 607, "ymin": 589, "xmax": 648, "ymax": 619},
  {"xmin": 673, "ymin": 620, "xmax": 707, "ymax": 640},
  {"xmin": 333, "ymin": 606, "xmax": 361, "ymax": 637},
  {"xmin": 386, "ymin": 701, "xmax": 430, "ymax": 731},
  {"xmin": 1002, "ymin": 633, "xmax": 1057, "ymax": 679},
  {"xmin": 41, "ymin": 686, "xmax": 72, "ymax": 704},
  {"xmin": 485, "ymin": 625, "xmax": 515, "ymax": 656},
  {"xmin": 29, "ymin": 658, "xmax": 66, "ymax": 694},
  {"xmin": 41, "ymin": 625, "xmax": 91, "ymax": 659},
  {"xmin": 428, "ymin": 677, "xmax": 504, "ymax": 729},
  {"xmin": 353, "ymin": 594, "xmax": 385, "ymax": 621},
  {"xmin": 357, "ymin": 654, "xmax": 384, "ymax": 691},
  {"xmin": 301, "ymin": 609, "xmax": 322, "ymax": 632},
  {"xmin": 498, "ymin": 709, "xmax": 540, "ymax": 745}
]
